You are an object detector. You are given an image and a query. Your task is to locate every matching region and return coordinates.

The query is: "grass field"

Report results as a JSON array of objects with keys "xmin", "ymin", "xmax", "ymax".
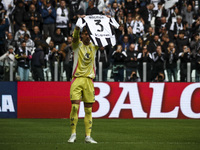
[{"xmin": 0, "ymin": 119, "xmax": 200, "ymax": 150}]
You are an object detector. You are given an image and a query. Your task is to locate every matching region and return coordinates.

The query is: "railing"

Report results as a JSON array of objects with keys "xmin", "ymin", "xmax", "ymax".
[{"xmin": 1, "ymin": 62, "xmax": 195, "ymax": 82}]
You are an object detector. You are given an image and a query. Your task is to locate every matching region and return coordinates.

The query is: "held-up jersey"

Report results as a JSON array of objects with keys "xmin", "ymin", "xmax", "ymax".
[
  {"xmin": 81, "ymin": 15, "xmax": 119, "ymax": 47},
  {"xmin": 72, "ymin": 28, "xmax": 99, "ymax": 79}
]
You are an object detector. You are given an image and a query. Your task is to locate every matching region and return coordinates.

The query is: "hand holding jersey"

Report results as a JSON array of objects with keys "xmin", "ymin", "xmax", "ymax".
[{"xmin": 75, "ymin": 17, "xmax": 86, "ymax": 29}]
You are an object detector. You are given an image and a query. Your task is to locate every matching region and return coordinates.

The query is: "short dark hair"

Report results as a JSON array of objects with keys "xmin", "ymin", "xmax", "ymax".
[
  {"xmin": 82, "ymin": 26, "xmax": 88, "ymax": 34},
  {"xmin": 179, "ymin": 30, "xmax": 185, "ymax": 35},
  {"xmin": 24, "ymin": 34, "xmax": 30, "ymax": 38}
]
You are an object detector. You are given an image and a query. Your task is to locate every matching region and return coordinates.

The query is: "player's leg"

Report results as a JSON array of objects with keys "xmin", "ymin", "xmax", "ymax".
[
  {"xmin": 68, "ymin": 78, "xmax": 82, "ymax": 143},
  {"xmin": 84, "ymin": 103, "xmax": 97, "ymax": 144},
  {"xmin": 82, "ymin": 78, "xmax": 97, "ymax": 143},
  {"xmin": 84, "ymin": 103, "xmax": 93, "ymax": 137},
  {"xmin": 68, "ymin": 100, "xmax": 80, "ymax": 143}
]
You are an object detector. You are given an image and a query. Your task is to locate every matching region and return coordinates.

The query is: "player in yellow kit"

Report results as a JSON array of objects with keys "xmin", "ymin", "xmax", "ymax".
[{"xmin": 68, "ymin": 17, "xmax": 98, "ymax": 144}]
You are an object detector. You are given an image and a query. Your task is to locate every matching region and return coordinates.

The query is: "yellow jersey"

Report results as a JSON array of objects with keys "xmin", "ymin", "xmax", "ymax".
[{"xmin": 72, "ymin": 28, "xmax": 99, "ymax": 79}]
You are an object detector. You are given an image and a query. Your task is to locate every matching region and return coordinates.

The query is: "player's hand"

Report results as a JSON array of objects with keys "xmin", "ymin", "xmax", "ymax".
[
  {"xmin": 76, "ymin": 17, "xmax": 86, "ymax": 29},
  {"xmin": 79, "ymin": 15, "xmax": 86, "ymax": 18},
  {"xmin": 106, "ymin": 15, "xmax": 111, "ymax": 18}
]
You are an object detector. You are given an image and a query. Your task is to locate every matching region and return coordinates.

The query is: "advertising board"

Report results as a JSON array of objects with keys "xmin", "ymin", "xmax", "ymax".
[
  {"xmin": 0, "ymin": 82, "xmax": 17, "ymax": 118},
  {"xmin": 17, "ymin": 82, "xmax": 200, "ymax": 119}
]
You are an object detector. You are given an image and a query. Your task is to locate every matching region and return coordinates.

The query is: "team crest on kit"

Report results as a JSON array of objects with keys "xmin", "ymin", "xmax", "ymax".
[{"xmin": 85, "ymin": 53, "xmax": 90, "ymax": 59}]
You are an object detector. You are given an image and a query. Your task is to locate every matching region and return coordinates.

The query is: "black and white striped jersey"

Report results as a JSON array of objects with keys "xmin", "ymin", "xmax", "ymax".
[{"xmin": 81, "ymin": 15, "xmax": 119, "ymax": 47}]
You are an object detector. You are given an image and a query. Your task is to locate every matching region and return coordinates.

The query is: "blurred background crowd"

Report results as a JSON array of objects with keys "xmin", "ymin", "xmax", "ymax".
[{"xmin": 0, "ymin": 0, "xmax": 200, "ymax": 82}]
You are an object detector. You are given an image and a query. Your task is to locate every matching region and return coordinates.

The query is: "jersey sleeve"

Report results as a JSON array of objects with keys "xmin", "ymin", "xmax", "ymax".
[
  {"xmin": 110, "ymin": 17, "xmax": 120, "ymax": 29},
  {"xmin": 72, "ymin": 28, "xmax": 81, "ymax": 50}
]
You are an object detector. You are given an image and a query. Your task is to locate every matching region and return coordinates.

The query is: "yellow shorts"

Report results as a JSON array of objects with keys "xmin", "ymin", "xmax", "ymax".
[{"xmin": 70, "ymin": 77, "xmax": 95, "ymax": 103}]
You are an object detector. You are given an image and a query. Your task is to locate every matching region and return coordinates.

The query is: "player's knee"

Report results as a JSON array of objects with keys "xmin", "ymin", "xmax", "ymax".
[
  {"xmin": 71, "ymin": 104, "xmax": 79, "ymax": 113},
  {"xmin": 84, "ymin": 107, "xmax": 92, "ymax": 115}
]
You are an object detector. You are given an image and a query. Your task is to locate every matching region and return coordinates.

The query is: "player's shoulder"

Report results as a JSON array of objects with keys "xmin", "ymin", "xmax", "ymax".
[
  {"xmin": 89, "ymin": 42, "xmax": 99, "ymax": 51},
  {"xmin": 72, "ymin": 40, "xmax": 82, "ymax": 50}
]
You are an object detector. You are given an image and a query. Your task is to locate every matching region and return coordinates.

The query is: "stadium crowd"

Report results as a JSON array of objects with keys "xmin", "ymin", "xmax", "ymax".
[{"xmin": 0, "ymin": 0, "xmax": 200, "ymax": 82}]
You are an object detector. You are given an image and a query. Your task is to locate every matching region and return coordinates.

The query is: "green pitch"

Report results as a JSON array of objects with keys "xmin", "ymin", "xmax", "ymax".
[{"xmin": 0, "ymin": 119, "xmax": 199, "ymax": 150}]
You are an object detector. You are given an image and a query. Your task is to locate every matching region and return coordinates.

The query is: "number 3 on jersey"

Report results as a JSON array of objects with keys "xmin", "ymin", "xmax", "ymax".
[{"xmin": 94, "ymin": 20, "xmax": 104, "ymax": 32}]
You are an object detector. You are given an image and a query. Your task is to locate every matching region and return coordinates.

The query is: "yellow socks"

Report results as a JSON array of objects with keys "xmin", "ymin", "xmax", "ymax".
[
  {"xmin": 84, "ymin": 107, "xmax": 92, "ymax": 137},
  {"xmin": 70, "ymin": 104, "xmax": 79, "ymax": 134},
  {"xmin": 70, "ymin": 105, "xmax": 93, "ymax": 137}
]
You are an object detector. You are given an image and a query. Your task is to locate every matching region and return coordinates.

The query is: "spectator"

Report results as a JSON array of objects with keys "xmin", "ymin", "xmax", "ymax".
[
  {"xmin": 48, "ymin": 40, "xmax": 64, "ymax": 81},
  {"xmin": 24, "ymin": 4, "xmax": 42, "ymax": 34},
  {"xmin": 24, "ymin": 34, "xmax": 35, "ymax": 53},
  {"xmin": 109, "ymin": 0, "xmax": 124, "ymax": 6},
  {"xmin": 165, "ymin": 42, "xmax": 178, "ymax": 82},
  {"xmin": 152, "ymin": 45, "xmax": 165, "ymax": 81},
  {"xmin": 86, "ymin": 0, "xmax": 99, "ymax": 15},
  {"xmin": 118, "ymin": 32, "xmax": 134, "ymax": 51},
  {"xmin": 190, "ymin": 33, "xmax": 200, "ymax": 57},
  {"xmin": 154, "ymin": 2, "xmax": 168, "ymax": 34},
  {"xmin": 115, "ymin": 23, "xmax": 124, "ymax": 43},
  {"xmin": 15, "ymin": 41, "xmax": 32, "ymax": 81},
  {"xmin": 124, "ymin": 0, "xmax": 136, "ymax": 15},
  {"xmin": 102, "ymin": 2, "xmax": 113, "ymax": 16},
  {"xmin": 144, "ymin": 26, "xmax": 154, "ymax": 45},
  {"xmin": 193, "ymin": 0, "xmax": 199, "ymax": 15},
  {"xmin": 41, "ymin": 0, "xmax": 56, "ymax": 37},
  {"xmin": 179, "ymin": 45, "xmax": 192, "ymax": 82},
  {"xmin": 109, "ymin": 1, "xmax": 118, "ymax": 17},
  {"xmin": 0, "ymin": 0, "xmax": 5, "ymax": 19},
  {"xmin": 60, "ymin": 36, "xmax": 73, "ymax": 81},
  {"xmin": 137, "ymin": 45, "xmax": 152, "ymax": 81},
  {"xmin": 5, "ymin": 32, "xmax": 18, "ymax": 51},
  {"xmin": 79, "ymin": 0, "xmax": 89, "ymax": 14},
  {"xmin": 191, "ymin": 16, "xmax": 200, "ymax": 37},
  {"xmin": 10, "ymin": 0, "xmax": 26, "ymax": 33},
  {"xmin": 126, "ymin": 70, "xmax": 141, "ymax": 82},
  {"xmin": 96, "ymin": 46, "xmax": 110, "ymax": 81},
  {"xmin": 56, "ymin": 0, "xmax": 70, "ymax": 37},
  {"xmin": 31, "ymin": 45, "xmax": 45, "ymax": 81},
  {"xmin": 124, "ymin": 15, "xmax": 134, "ymax": 34},
  {"xmin": 69, "ymin": 1, "xmax": 84, "ymax": 34},
  {"xmin": 0, "ymin": 15, "xmax": 9, "ymax": 56},
  {"xmin": 132, "ymin": 14, "xmax": 144, "ymax": 43},
  {"xmin": 96, "ymin": 0, "xmax": 109, "ymax": 14},
  {"xmin": 115, "ymin": 8, "xmax": 126, "ymax": 25},
  {"xmin": 135, "ymin": 37, "xmax": 144, "ymax": 52},
  {"xmin": 139, "ymin": 3, "xmax": 154, "ymax": 32},
  {"xmin": 14, "ymin": 23, "xmax": 31, "ymax": 47},
  {"xmin": 112, "ymin": 44, "xmax": 127, "ymax": 81},
  {"xmin": 157, "ymin": 16, "xmax": 170, "ymax": 35},
  {"xmin": 125, "ymin": 43, "xmax": 138, "ymax": 79},
  {"xmin": 169, "ymin": 15, "xmax": 184, "ymax": 41},
  {"xmin": 31, "ymin": 26, "xmax": 42, "ymax": 42},
  {"xmin": 51, "ymin": 28, "xmax": 65, "ymax": 47},
  {"xmin": 161, "ymin": 34, "xmax": 172, "ymax": 53},
  {"xmin": 195, "ymin": 48, "xmax": 200, "ymax": 82},
  {"xmin": 28, "ymin": 0, "xmax": 41, "ymax": 13},
  {"xmin": 147, "ymin": 34, "xmax": 161, "ymax": 53},
  {"xmin": 182, "ymin": 4, "xmax": 194, "ymax": 29},
  {"xmin": 24, "ymin": 0, "xmax": 33, "ymax": 11},
  {"xmin": 168, "ymin": 6, "xmax": 180, "ymax": 24},
  {"xmin": 153, "ymin": 71, "xmax": 166, "ymax": 82},
  {"xmin": 176, "ymin": 30, "xmax": 189, "ymax": 53},
  {"xmin": 158, "ymin": 26, "xmax": 168, "ymax": 39},
  {"xmin": 0, "ymin": 45, "xmax": 16, "ymax": 81}
]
